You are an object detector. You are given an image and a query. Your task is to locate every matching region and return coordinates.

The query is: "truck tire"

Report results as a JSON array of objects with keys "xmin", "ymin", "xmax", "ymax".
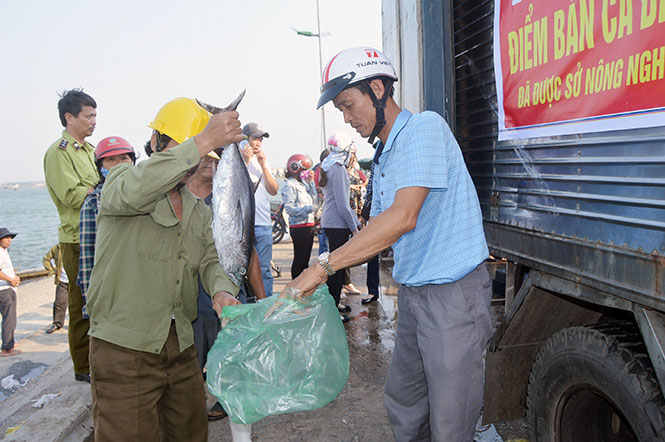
[{"xmin": 527, "ymin": 322, "xmax": 665, "ymax": 442}]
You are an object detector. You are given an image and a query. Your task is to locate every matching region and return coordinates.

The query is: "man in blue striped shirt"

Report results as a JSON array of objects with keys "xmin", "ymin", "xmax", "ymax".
[{"xmin": 285, "ymin": 47, "xmax": 493, "ymax": 441}]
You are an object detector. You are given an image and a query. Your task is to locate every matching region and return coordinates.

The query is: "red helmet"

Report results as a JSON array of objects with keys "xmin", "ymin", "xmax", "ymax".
[
  {"xmin": 286, "ymin": 154, "xmax": 313, "ymax": 175},
  {"xmin": 95, "ymin": 136, "xmax": 135, "ymax": 161}
]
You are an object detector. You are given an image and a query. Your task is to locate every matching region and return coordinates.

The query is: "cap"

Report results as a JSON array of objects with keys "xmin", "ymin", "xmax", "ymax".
[
  {"xmin": 242, "ymin": 122, "xmax": 270, "ymax": 138},
  {"xmin": 0, "ymin": 228, "xmax": 17, "ymax": 240}
]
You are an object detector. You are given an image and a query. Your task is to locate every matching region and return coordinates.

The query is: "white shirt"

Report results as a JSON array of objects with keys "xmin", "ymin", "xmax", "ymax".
[
  {"xmin": 0, "ymin": 247, "xmax": 16, "ymax": 292},
  {"xmin": 247, "ymin": 156, "xmax": 273, "ymax": 227}
]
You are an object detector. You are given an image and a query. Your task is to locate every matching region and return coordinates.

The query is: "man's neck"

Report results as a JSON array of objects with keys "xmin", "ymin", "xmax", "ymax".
[
  {"xmin": 377, "ymin": 100, "xmax": 402, "ymax": 145},
  {"xmin": 64, "ymin": 129, "xmax": 86, "ymax": 145},
  {"xmin": 187, "ymin": 175, "xmax": 213, "ymax": 198}
]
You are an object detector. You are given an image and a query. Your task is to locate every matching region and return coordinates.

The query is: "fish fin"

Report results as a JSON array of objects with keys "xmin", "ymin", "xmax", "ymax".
[
  {"xmin": 234, "ymin": 200, "xmax": 244, "ymax": 241},
  {"xmin": 196, "ymin": 90, "xmax": 246, "ymax": 115},
  {"xmin": 224, "ymin": 90, "xmax": 246, "ymax": 112},
  {"xmin": 195, "ymin": 99, "xmax": 223, "ymax": 115}
]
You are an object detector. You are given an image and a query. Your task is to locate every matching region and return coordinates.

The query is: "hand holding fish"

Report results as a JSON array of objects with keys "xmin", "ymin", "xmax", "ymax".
[
  {"xmin": 212, "ymin": 291, "xmax": 241, "ymax": 317},
  {"xmin": 194, "ymin": 110, "xmax": 244, "ymax": 158}
]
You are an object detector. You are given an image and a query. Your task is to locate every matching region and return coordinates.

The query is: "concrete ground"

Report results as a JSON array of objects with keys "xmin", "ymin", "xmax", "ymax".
[{"xmin": 0, "ymin": 238, "xmax": 529, "ymax": 441}]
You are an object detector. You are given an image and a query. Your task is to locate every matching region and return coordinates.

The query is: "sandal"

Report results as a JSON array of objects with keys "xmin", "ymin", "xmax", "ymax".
[
  {"xmin": 207, "ymin": 402, "xmax": 228, "ymax": 421},
  {"xmin": 343, "ymin": 284, "xmax": 361, "ymax": 295}
]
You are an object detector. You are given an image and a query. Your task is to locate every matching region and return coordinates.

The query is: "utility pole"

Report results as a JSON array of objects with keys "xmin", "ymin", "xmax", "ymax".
[{"xmin": 292, "ymin": 0, "xmax": 330, "ymax": 151}]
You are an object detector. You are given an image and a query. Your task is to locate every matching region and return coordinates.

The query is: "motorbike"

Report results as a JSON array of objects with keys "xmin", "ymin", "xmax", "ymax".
[{"xmin": 271, "ymin": 202, "xmax": 287, "ymax": 244}]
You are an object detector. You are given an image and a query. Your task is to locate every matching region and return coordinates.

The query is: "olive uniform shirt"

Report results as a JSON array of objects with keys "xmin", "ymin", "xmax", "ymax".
[
  {"xmin": 86, "ymin": 138, "xmax": 238, "ymax": 354},
  {"xmin": 44, "ymin": 131, "xmax": 99, "ymax": 243}
]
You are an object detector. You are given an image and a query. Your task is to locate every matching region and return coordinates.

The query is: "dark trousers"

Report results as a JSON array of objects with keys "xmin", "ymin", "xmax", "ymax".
[
  {"xmin": 90, "ymin": 324, "xmax": 207, "ymax": 442},
  {"xmin": 289, "ymin": 226, "xmax": 314, "ymax": 279},
  {"xmin": 60, "ymin": 242, "xmax": 89, "ymax": 374},
  {"xmin": 367, "ymin": 255, "xmax": 380, "ymax": 296},
  {"xmin": 53, "ymin": 281, "xmax": 68, "ymax": 327},
  {"xmin": 323, "ymin": 228, "xmax": 351, "ymax": 305},
  {"xmin": 192, "ymin": 313, "xmax": 221, "ymax": 372},
  {"xmin": 0, "ymin": 287, "xmax": 17, "ymax": 350}
]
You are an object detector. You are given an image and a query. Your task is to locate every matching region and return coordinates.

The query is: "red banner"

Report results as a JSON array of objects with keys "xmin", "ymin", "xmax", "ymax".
[{"xmin": 494, "ymin": 0, "xmax": 665, "ymax": 140}]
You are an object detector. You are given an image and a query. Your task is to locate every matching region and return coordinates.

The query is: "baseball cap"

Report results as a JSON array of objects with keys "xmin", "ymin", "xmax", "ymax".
[{"xmin": 242, "ymin": 122, "xmax": 270, "ymax": 138}]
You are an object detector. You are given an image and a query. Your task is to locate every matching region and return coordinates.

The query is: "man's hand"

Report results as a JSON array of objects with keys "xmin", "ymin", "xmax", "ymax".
[
  {"xmin": 241, "ymin": 142, "xmax": 253, "ymax": 163},
  {"xmin": 283, "ymin": 263, "xmax": 328, "ymax": 298},
  {"xmin": 211, "ymin": 291, "xmax": 241, "ymax": 317},
  {"xmin": 194, "ymin": 111, "xmax": 243, "ymax": 157},
  {"xmin": 255, "ymin": 148, "xmax": 267, "ymax": 167},
  {"xmin": 10, "ymin": 275, "xmax": 20, "ymax": 287}
]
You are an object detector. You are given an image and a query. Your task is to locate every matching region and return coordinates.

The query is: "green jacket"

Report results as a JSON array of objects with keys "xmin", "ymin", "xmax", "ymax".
[
  {"xmin": 43, "ymin": 131, "xmax": 99, "ymax": 243},
  {"xmin": 42, "ymin": 244, "xmax": 64, "ymax": 285},
  {"xmin": 86, "ymin": 138, "xmax": 237, "ymax": 354}
]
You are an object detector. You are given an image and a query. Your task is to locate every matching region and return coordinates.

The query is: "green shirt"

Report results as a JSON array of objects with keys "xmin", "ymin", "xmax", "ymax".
[
  {"xmin": 86, "ymin": 138, "xmax": 238, "ymax": 354},
  {"xmin": 43, "ymin": 131, "xmax": 99, "ymax": 243}
]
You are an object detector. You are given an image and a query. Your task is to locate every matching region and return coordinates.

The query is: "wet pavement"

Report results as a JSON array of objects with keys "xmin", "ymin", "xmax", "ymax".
[{"xmin": 1, "ymin": 238, "xmax": 529, "ymax": 441}]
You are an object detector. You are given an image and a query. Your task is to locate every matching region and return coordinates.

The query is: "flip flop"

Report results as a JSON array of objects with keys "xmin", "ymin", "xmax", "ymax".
[
  {"xmin": 0, "ymin": 348, "xmax": 22, "ymax": 357},
  {"xmin": 207, "ymin": 402, "xmax": 228, "ymax": 421}
]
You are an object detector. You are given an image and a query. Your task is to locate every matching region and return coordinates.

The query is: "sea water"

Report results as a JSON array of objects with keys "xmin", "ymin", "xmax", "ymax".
[{"xmin": 0, "ymin": 187, "xmax": 59, "ymax": 272}]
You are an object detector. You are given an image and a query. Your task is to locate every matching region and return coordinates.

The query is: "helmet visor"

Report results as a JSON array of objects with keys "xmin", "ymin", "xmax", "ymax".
[{"xmin": 317, "ymin": 72, "xmax": 356, "ymax": 109}]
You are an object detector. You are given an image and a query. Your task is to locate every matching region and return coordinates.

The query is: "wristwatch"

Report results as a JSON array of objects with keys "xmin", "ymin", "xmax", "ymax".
[{"xmin": 317, "ymin": 252, "xmax": 336, "ymax": 276}]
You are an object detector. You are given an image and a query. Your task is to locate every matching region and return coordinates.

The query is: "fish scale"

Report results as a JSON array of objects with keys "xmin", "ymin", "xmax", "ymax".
[{"xmin": 197, "ymin": 92, "xmax": 255, "ymax": 290}]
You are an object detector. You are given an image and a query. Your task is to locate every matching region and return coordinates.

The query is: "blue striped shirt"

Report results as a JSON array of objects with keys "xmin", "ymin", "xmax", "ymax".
[{"xmin": 370, "ymin": 109, "xmax": 488, "ymax": 286}]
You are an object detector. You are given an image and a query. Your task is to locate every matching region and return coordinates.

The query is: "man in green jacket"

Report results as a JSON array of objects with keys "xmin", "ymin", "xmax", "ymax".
[
  {"xmin": 42, "ymin": 244, "xmax": 68, "ymax": 333},
  {"xmin": 86, "ymin": 97, "xmax": 244, "ymax": 442},
  {"xmin": 43, "ymin": 89, "xmax": 98, "ymax": 382}
]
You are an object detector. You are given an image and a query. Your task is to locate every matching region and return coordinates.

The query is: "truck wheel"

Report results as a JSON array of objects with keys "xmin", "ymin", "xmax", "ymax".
[{"xmin": 527, "ymin": 322, "xmax": 665, "ymax": 442}]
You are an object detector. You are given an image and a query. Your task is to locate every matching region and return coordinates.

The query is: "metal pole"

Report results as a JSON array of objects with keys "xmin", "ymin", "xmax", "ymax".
[{"xmin": 316, "ymin": 0, "xmax": 327, "ymax": 151}]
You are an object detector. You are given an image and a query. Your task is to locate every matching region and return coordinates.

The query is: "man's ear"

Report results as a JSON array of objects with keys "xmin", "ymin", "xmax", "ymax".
[
  {"xmin": 64, "ymin": 112, "xmax": 74, "ymax": 126},
  {"xmin": 150, "ymin": 132, "xmax": 158, "ymax": 153},
  {"xmin": 368, "ymin": 78, "xmax": 386, "ymax": 98}
]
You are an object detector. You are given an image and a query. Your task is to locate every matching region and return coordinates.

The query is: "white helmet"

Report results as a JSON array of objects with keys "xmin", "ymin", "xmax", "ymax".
[
  {"xmin": 317, "ymin": 47, "xmax": 397, "ymax": 109},
  {"xmin": 318, "ymin": 47, "xmax": 398, "ymax": 144},
  {"xmin": 327, "ymin": 132, "xmax": 354, "ymax": 153}
]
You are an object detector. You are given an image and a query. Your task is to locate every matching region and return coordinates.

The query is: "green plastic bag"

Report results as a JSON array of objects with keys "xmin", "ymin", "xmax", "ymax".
[{"xmin": 206, "ymin": 285, "xmax": 350, "ymax": 424}]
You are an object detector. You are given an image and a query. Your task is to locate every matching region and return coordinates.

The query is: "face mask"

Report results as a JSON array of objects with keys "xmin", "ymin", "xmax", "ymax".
[{"xmin": 100, "ymin": 167, "xmax": 109, "ymax": 178}]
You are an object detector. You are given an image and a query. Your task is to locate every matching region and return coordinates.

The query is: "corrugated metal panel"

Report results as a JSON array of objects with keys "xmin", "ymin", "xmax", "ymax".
[{"xmin": 447, "ymin": 0, "xmax": 665, "ymax": 306}]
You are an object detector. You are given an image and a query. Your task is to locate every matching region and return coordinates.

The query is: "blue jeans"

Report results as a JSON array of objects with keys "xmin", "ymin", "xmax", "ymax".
[
  {"xmin": 254, "ymin": 225, "xmax": 274, "ymax": 297},
  {"xmin": 318, "ymin": 230, "xmax": 329, "ymax": 255}
]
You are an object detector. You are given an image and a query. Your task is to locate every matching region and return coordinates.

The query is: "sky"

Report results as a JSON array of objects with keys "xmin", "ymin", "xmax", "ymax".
[{"xmin": 0, "ymin": 0, "xmax": 383, "ymax": 183}]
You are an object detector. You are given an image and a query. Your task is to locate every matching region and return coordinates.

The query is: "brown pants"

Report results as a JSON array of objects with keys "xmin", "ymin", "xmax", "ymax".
[
  {"xmin": 90, "ymin": 323, "xmax": 207, "ymax": 442},
  {"xmin": 60, "ymin": 242, "xmax": 89, "ymax": 374}
]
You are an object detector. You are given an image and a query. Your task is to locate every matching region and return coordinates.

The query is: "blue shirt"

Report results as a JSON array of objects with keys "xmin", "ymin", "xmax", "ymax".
[{"xmin": 371, "ymin": 109, "xmax": 488, "ymax": 286}]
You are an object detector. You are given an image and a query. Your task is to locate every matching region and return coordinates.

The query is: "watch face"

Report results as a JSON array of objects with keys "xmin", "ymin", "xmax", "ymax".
[{"xmin": 318, "ymin": 252, "xmax": 329, "ymax": 260}]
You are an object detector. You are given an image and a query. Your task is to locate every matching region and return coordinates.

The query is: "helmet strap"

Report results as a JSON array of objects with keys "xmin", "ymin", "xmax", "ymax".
[{"xmin": 363, "ymin": 79, "xmax": 394, "ymax": 145}]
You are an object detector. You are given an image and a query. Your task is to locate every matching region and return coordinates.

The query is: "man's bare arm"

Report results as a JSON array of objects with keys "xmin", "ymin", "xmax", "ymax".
[{"xmin": 284, "ymin": 186, "xmax": 430, "ymax": 294}]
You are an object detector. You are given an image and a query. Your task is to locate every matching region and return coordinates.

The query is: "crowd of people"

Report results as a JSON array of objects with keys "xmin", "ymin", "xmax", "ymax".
[
  {"xmin": 281, "ymin": 131, "xmax": 379, "ymax": 323},
  {"xmin": 0, "ymin": 45, "xmax": 493, "ymax": 442}
]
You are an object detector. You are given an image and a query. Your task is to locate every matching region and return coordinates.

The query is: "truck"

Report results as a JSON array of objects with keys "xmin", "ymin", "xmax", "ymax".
[{"xmin": 381, "ymin": 1, "xmax": 665, "ymax": 440}]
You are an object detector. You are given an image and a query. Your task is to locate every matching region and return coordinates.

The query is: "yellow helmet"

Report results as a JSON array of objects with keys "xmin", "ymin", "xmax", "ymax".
[{"xmin": 148, "ymin": 98, "xmax": 211, "ymax": 144}]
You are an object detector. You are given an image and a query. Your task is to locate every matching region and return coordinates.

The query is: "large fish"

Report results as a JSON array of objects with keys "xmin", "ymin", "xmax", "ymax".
[{"xmin": 197, "ymin": 91, "xmax": 255, "ymax": 289}]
